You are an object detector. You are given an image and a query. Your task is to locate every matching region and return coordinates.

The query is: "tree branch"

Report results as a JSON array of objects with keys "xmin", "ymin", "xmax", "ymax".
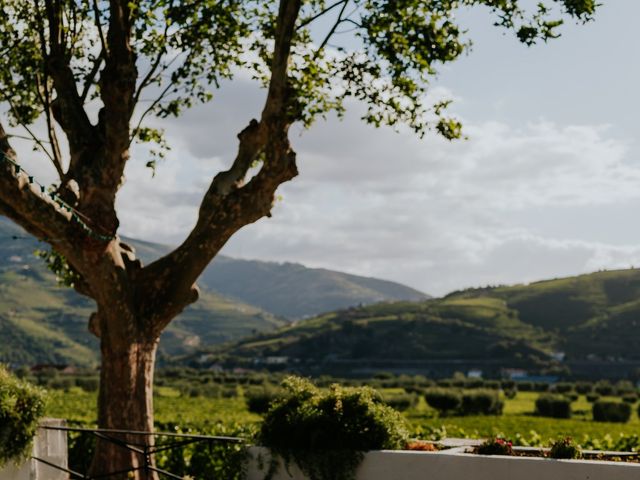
[
  {"xmin": 0, "ymin": 121, "xmax": 89, "ymax": 266},
  {"xmin": 139, "ymin": 0, "xmax": 303, "ymax": 331}
]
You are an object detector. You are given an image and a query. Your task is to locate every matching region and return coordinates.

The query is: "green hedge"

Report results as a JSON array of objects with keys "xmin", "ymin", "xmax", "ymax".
[
  {"xmin": 535, "ymin": 394, "xmax": 571, "ymax": 419},
  {"xmin": 0, "ymin": 366, "xmax": 46, "ymax": 466},
  {"xmin": 259, "ymin": 376, "xmax": 408, "ymax": 480},
  {"xmin": 592, "ymin": 401, "xmax": 631, "ymax": 423},
  {"xmin": 424, "ymin": 388, "xmax": 462, "ymax": 415},
  {"xmin": 461, "ymin": 390, "xmax": 504, "ymax": 415}
]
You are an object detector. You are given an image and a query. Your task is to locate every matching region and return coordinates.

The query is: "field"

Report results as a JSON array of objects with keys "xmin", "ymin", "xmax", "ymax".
[{"xmin": 45, "ymin": 387, "xmax": 640, "ymax": 449}]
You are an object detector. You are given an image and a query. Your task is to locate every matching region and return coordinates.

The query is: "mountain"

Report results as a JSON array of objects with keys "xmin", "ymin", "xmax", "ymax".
[
  {"xmin": 197, "ymin": 257, "xmax": 428, "ymax": 318},
  {"xmin": 207, "ymin": 269, "xmax": 640, "ymax": 378},
  {"xmin": 0, "ymin": 218, "xmax": 428, "ymax": 365}
]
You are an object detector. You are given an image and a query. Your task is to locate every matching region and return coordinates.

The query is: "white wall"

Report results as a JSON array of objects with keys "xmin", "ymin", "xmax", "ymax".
[
  {"xmin": 246, "ymin": 446, "xmax": 640, "ymax": 480},
  {"xmin": 0, "ymin": 419, "xmax": 68, "ymax": 480}
]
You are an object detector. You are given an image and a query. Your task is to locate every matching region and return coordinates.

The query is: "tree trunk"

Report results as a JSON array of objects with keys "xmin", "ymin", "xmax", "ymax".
[{"xmin": 89, "ymin": 329, "xmax": 160, "ymax": 480}]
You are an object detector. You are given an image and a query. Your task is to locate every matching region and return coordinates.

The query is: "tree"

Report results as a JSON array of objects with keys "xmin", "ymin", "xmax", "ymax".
[{"xmin": 0, "ymin": 0, "xmax": 596, "ymax": 477}]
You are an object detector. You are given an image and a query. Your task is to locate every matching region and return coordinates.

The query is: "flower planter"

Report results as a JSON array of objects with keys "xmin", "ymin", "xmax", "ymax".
[
  {"xmin": 0, "ymin": 419, "xmax": 68, "ymax": 480},
  {"xmin": 246, "ymin": 444, "xmax": 640, "ymax": 480}
]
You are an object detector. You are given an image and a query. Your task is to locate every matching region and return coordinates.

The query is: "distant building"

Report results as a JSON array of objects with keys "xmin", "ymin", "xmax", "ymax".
[
  {"xmin": 467, "ymin": 369, "xmax": 483, "ymax": 379},
  {"xmin": 30, "ymin": 364, "xmax": 77, "ymax": 374}
]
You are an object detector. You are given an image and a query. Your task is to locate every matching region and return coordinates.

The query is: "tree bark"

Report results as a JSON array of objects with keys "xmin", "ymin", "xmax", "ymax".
[{"xmin": 88, "ymin": 311, "xmax": 160, "ymax": 480}]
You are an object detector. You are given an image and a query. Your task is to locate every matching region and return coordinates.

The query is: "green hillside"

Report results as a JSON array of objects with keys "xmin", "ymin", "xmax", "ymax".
[
  {"xmin": 212, "ymin": 269, "xmax": 640, "ymax": 374},
  {"xmin": 0, "ymin": 218, "xmax": 427, "ymax": 365}
]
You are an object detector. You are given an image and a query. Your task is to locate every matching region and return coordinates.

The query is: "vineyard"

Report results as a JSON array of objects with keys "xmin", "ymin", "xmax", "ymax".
[{"xmin": 44, "ymin": 375, "xmax": 640, "ymax": 451}]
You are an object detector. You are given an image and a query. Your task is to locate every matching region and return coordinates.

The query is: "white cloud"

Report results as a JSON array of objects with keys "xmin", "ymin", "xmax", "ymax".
[{"xmin": 112, "ymin": 78, "xmax": 640, "ymax": 297}]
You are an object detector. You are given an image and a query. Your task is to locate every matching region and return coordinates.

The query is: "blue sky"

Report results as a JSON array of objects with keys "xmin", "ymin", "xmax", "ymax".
[{"xmin": 10, "ymin": 2, "xmax": 640, "ymax": 296}]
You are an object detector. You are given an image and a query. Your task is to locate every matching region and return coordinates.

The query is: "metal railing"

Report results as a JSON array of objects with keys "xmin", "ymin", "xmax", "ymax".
[{"xmin": 33, "ymin": 425, "xmax": 246, "ymax": 479}]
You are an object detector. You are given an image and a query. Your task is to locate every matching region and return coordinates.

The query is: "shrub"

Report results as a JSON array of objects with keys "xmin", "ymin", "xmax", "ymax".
[
  {"xmin": 575, "ymin": 382, "xmax": 592, "ymax": 395},
  {"xmin": 594, "ymin": 381, "xmax": 614, "ymax": 396},
  {"xmin": 535, "ymin": 394, "xmax": 571, "ymax": 419},
  {"xmin": 460, "ymin": 390, "xmax": 504, "ymax": 416},
  {"xmin": 475, "ymin": 438, "xmax": 513, "ymax": 456},
  {"xmin": 500, "ymin": 380, "xmax": 516, "ymax": 390},
  {"xmin": 0, "ymin": 366, "xmax": 46, "ymax": 466},
  {"xmin": 622, "ymin": 393, "xmax": 638, "ymax": 404},
  {"xmin": 259, "ymin": 376, "xmax": 408, "ymax": 480},
  {"xmin": 552, "ymin": 382, "xmax": 574, "ymax": 394},
  {"xmin": 245, "ymin": 387, "xmax": 283, "ymax": 414},
  {"xmin": 563, "ymin": 392, "xmax": 579, "ymax": 402},
  {"xmin": 483, "ymin": 380, "xmax": 501, "ymax": 390},
  {"xmin": 424, "ymin": 388, "xmax": 462, "ymax": 415},
  {"xmin": 75, "ymin": 377, "xmax": 99, "ymax": 393},
  {"xmin": 548, "ymin": 437, "xmax": 582, "ymax": 459},
  {"xmin": 592, "ymin": 401, "xmax": 631, "ymax": 423},
  {"xmin": 516, "ymin": 381, "xmax": 533, "ymax": 392},
  {"xmin": 586, "ymin": 393, "xmax": 601, "ymax": 403},
  {"xmin": 503, "ymin": 388, "xmax": 517, "ymax": 399},
  {"xmin": 533, "ymin": 382, "xmax": 550, "ymax": 392},
  {"xmin": 615, "ymin": 381, "xmax": 635, "ymax": 395},
  {"xmin": 381, "ymin": 393, "xmax": 418, "ymax": 412}
]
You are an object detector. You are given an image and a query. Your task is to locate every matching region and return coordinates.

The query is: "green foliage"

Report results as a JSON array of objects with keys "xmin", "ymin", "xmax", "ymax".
[
  {"xmin": 246, "ymin": 386, "xmax": 284, "ymax": 415},
  {"xmin": 622, "ymin": 393, "xmax": 638, "ymax": 404},
  {"xmin": 475, "ymin": 437, "xmax": 513, "ymax": 456},
  {"xmin": 381, "ymin": 393, "xmax": 418, "ymax": 412},
  {"xmin": 34, "ymin": 248, "xmax": 81, "ymax": 289},
  {"xmin": 548, "ymin": 437, "xmax": 582, "ymax": 459},
  {"xmin": 424, "ymin": 388, "xmax": 462, "ymax": 415},
  {"xmin": 552, "ymin": 382, "xmax": 574, "ymax": 394},
  {"xmin": 592, "ymin": 401, "xmax": 631, "ymax": 423},
  {"xmin": 259, "ymin": 376, "xmax": 409, "ymax": 480},
  {"xmin": 586, "ymin": 393, "xmax": 600, "ymax": 403},
  {"xmin": 461, "ymin": 390, "xmax": 504, "ymax": 416},
  {"xmin": 0, "ymin": 366, "xmax": 46, "ymax": 466},
  {"xmin": 503, "ymin": 388, "xmax": 517, "ymax": 400},
  {"xmin": 535, "ymin": 394, "xmax": 572, "ymax": 419},
  {"xmin": 575, "ymin": 382, "xmax": 593, "ymax": 395},
  {"xmin": 594, "ymin": 381, "xmax": 614, "ymax": 396},
  {"xmin": 0, "ymin": 0, "xmax": 598, "ymax": 154}
]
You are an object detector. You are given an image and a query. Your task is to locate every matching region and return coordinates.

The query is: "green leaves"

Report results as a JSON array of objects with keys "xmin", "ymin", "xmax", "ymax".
[
  {"xmin": 0, "ymin": 0, "xmax": 598, "ymax": 158},
  {"xmin": 0, "ymin": 366, "xmax": 46, "ymax": 466},
  {"xmin": 259, "ymin": 376, "xmax": 409, "ymax": 480}
]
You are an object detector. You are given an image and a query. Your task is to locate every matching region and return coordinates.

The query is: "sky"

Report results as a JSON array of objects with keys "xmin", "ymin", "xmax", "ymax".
[{"xmin": 10, "ymin": 2, "xmax": 640, "ymax": 297}]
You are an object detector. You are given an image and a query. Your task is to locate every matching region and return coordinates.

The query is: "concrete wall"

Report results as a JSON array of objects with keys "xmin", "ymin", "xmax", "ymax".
[
  {"xmin": 246, "ymin": 446, "xmax": 640, "ymax": 480},
  {"xmin": 0, "ymin": 419, "xmax": 68, "ymax": 480}
]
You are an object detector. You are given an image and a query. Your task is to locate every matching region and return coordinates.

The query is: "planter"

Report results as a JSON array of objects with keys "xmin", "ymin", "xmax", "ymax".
[
  {"xmin": 0, "ymin": 419, "xmax": 68, "ymax": 480},
  {"xmin": 246, "ymin": 444, "xmax": 640, "ymax": 480}
]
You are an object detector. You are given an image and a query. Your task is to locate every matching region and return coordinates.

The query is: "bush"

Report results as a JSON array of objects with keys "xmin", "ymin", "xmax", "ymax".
[
  {"xmin": 594, "ymin": 381, "xmax": 614, "ymax": 396},
  {"xmin": 622, "ymin": 393, "xmax": 638, "ymax": 404},
  {"xmin": 483, "ymin": 380, "xmax": 501, "ymax": 390},
  {"xmin": 460, "ymin": 390, "xmax": 504, "ymax": 416},
  {"xmin": 516, "ymin": 381, "xmax": 533, "ymax": 392},
  {"xmin": 548, "ymin": 437, "xmax": 582, "ymax": 459},
  {"xmin": 586, "ymin": 393, "xmax": 601, "ymax": 403},
  {"xmin": 575, "ymin": 382, "xmax": 592, "ymax": 394},
  {"xmin": 615, "ymin": 380, "xmax": 635, "ymax": 395},
  {"xmin": 535, "ymin": 394, "xmax": 571, "ymax": 419},
  {"xmin": 424, "ymin": 388, "xmax": 462, "ymax": 415},
  {"xmin": 75, "ymin": 377, "xmax": 99, "ymax": 393},
  {"xmin": 259, "ymin": 376, "xmax": 408, "ymax": 480},
  {"xmin": 475, "ymin": 438, "xmax": 513, "ymax": 456},
  {"xmin": 563, "ymin": 392, "xmax": 579, "ymax": 402},
  {"xmin": 500, "ymin": 380, "xmax": 516, "ymax": 390},
  {"xmin": 533, "ymin": 382, "xmax": 550, "ymax": 392},
  {"xmin": 0, "ymin": 366, "xmax": 46, "ymax": 466},
  {"xmin": 245, "ymin": 387, "xmax": 283, "ymax": 414},
  {"xmin": 381, "ymin": 393, "xmax": 418, "ymax": 412},
  {"xmin": 592, "ymin": 401, "xmax": 631, "ymax": 423},
  {"xmin": 503, "ymin": 388, "xmax": 517, "ymax": 399},
  {"xmin": 552, "ymin": 382, "xmax": 574, "ymax": 394}
]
